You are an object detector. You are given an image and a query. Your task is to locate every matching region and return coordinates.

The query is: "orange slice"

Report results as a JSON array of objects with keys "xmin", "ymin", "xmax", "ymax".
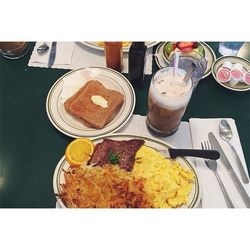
[{"xmin": 65, "ymin": 138, "xmax": 94, "ymax": 166}]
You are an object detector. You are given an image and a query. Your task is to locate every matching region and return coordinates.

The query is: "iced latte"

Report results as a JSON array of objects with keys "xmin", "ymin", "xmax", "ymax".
[{"xmin": 146, "ymin": 67, "xmax": 193, "ymax": 136}]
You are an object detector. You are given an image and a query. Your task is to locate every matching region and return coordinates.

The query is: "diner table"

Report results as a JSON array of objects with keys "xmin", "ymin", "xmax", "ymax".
[{"xmin": 0, "ymin": 42, "xmax": 249, "ymax": 208}]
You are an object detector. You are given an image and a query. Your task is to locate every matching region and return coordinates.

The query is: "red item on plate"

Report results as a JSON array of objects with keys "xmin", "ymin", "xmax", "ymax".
[
  {"xmin": 177, "ymin": 42, "xmax": 195, "ymax": 49},
  {"xmin": 216, "ymin": 68, "xmax": 231, "ymax": 82}
]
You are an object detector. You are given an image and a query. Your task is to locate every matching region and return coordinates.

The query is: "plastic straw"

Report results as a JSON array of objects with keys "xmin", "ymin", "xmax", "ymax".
[{"xmin": 173, "ymin": 52, "xmax": 180, "ymax": 78}]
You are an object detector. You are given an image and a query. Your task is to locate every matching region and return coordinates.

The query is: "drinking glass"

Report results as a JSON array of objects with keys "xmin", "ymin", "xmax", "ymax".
[
  {"xmin": 0, "ymin": 42, "xmax": 29, "ymax": 59},
  {"xmin": 218, "ymin": 42, "xmax": 244, "ymax": 56},
  {"xmin": 146, "ymin": 67, "xmax": 193, "ymax": 136},
  {"xmin": 169, "ymin": 50, "xmax": 207, "ymax": 88}
]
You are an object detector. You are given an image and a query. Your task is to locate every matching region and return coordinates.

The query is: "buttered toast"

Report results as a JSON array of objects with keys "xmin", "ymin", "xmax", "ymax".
[{"xmin": 64, "ymin": 80, "xmax": 124, "ymax": 129}]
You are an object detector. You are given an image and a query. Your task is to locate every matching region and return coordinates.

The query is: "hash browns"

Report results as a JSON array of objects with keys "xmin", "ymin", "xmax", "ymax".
[{"xmin": 60, "ymin": 164, "xmax": 153, "ymax": 208}]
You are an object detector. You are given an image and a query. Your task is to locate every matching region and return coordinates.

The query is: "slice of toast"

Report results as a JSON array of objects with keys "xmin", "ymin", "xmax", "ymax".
[{"xmin": 64, "ymin": 80, "xmax": 124, "ymax": 129}]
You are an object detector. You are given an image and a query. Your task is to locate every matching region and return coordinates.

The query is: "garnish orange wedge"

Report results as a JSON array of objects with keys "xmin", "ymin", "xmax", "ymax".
[{"xmin": 65, "ymin": 138, "xmax": 94, "ymax": 166}]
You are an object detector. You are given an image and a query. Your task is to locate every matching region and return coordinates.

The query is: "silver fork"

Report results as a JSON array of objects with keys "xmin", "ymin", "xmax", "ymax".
[{"xmin": 201, "ymin": 141, "xmax": 234, "ymax": 208}]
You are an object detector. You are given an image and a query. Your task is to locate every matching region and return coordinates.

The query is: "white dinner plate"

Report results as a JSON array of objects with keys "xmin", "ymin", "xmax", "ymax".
[
  {"xmin": 81, "ymin": 41, "xmax": 159, "ymax": 52},
  {"xmin": 46, "ymin": 67, "xmax": 135, "ymax": 138},
  {"xmin": 212, "ymin": 56, "xmax": 250, "ymax": 92},
  {"xmin": 53, "ymin": 133, "xmax": 202, "ymax": 208},
  {"xmin": 154, "ymin": 42, "xmax": 216, "ymax": 79}
]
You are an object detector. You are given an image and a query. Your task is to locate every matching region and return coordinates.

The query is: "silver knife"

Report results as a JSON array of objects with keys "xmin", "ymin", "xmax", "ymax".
[
  {"xmin": 48, "ymin": 42, "xmax": 57, "ymax": 68},
  {"xmin": 208, "ymin": 132, "xmax": 250, "ymax": 208}
]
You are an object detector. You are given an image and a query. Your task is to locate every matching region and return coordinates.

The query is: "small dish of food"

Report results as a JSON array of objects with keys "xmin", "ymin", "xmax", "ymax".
[
  {"xmin": 154, "ymin": 42, "xmax": 216, "ymax": 79},
  {"xmin": 212, "ymin": 56, "xmax": 250, "ymax": 91},
  {"xmin": 162, "ymin": 42, "xmax": 205, "ymax": 62}
]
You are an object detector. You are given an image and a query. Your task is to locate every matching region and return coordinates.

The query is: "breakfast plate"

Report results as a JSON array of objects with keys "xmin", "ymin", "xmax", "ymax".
[
  {"xmin": 212, "ymin": 56, "xmax": 250, "ymax": 92},
  {"xmin": 46, "ymin": 67, "xmax": 135, "ymax": 138},
  {"xmin": 81, "ymin": 41, "xmax": 159, "ymax": 52},
  {"xmin": 154, "ymin": 42, "xmax": 216, "ymax": 79},
  {"xmin": 53, "ymin": 133, "xmax": 202, "ymax": 208}
]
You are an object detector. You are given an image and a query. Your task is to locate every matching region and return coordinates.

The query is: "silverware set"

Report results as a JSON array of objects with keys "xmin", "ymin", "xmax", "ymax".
[
  {"xmin": 201, "ymin": 120, "xmax": 250, "ymax": 208},
  {"xmin": 37, "ymin": 42, "xmax": 57, "ymax": 68},
  {"xmin": 201, "ymin": 140, "xmax": 234, "ymax": 208},
  {"xmin": 219, "ymin": 119, "xmax": 249, "ymax": 183}
]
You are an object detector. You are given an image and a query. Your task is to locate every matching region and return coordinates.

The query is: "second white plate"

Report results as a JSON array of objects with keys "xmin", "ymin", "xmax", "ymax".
[
  {"xmin": 154, "ymin": 42, "xmax": 216, "ymax": 79},
  {"xmin": 46, "ymin": 67, "xmax": 135, "ymax": 138},
  {"xmin": 212, "ymin": 56, "xmax": 250, "ymax": 92}
]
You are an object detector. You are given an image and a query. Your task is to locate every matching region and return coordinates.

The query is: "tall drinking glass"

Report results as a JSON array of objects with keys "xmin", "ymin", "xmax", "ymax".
[
  {"xmin": 218, "ymin": 42, "xmax": 244, "ymax": 56},
  {"xmin": 169, "ymin": 50, "xmax": 207, "ymax": 89},
  {"xmin": 146, "ymin": 67, "xmax": 193, "ymax": 136}
]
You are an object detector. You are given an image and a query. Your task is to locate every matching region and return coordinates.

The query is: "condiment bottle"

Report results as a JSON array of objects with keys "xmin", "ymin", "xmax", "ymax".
[
  {"xmin": 104, "ymin": 42, "xmax": 123, "ymax": 72},
  {"xmin": 128, "ymin": 42, "xmax": 147, "ymax": 88}
]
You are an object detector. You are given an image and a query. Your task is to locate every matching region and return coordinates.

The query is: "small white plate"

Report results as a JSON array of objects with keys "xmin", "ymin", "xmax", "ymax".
[
  {"xmin": 154, "ymin": 42, "xmax": 216, "ymax": 79},
  {"xmin": 81, "ymin": 41, "xmax": 159, "ymax": 52},
  {"xmin": 212, "ymin": 56, "xmax": 250, "ymax": 92},
  {"xmin": 53, "ymin": 133, "xmax": 202, "ymax": 208},
  {"xmin": 46, "ymin": 67, "xmax": 135, "ymax": 138}
]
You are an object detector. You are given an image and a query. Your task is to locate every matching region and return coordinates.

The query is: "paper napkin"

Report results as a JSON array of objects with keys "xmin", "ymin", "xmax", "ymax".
[
  {"xmin": 189, "ymin": 118, "xmax": 250, "ymax": 208},
  {"xmin": 29, "ymin": 42, "xmax": 75, "ymax": 67},
  {"xmin": 118, "ymin": 114, "xmax": 193, "ymax": 149}
]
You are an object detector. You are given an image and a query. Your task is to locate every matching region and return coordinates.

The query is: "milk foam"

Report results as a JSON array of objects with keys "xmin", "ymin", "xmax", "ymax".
[{"xmin": 150, "ymin": 68, "xmax": 192, "ymax": 109}]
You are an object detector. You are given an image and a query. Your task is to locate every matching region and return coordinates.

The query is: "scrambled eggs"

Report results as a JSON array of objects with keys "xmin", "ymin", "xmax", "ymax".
[{"xmin": 133, "ymin": 146, "xmax": 195, "ymax": 208}]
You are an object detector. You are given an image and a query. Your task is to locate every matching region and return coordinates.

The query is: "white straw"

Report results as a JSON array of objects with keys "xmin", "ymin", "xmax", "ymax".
[{"xmin": 173, "ymin": 51, "xmax": 180, "ymax": 78}]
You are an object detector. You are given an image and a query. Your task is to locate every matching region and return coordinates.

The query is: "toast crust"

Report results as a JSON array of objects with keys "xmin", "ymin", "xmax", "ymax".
[{"xmin": 64, "ymin": 80, "xmax": 124, "ymax": 129}]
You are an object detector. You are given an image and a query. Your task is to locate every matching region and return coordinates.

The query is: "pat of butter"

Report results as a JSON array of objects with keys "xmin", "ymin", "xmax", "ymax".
[{"xmin": 91, "ymin": 95, "xmax": 108, "ymax": 108}]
